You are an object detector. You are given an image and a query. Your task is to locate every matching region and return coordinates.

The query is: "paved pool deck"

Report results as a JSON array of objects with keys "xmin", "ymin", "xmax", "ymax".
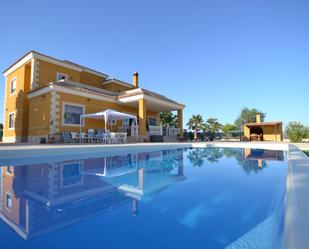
[
  {"xmin": 0, "ymin": 140, "xmax": 299, "ymax": 154},
  {"xmin": 0, "ymin": 141, "xmax": 308, "ymax": 249}
]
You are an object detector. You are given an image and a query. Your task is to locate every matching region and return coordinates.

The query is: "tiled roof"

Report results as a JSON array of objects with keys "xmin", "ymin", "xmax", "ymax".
[
  {"xmin": 118, "ymin": 88, "xmax": 184, "ymax": 106},
  {"xmin": 3, "ymin": 51, "xmax": 109, "ymax": 78},
  {"xmin": 54, "ymin": 81, "xmax": 117, "ymax": 98},
  {"xmin": 28, "ymin": 80, "xmax": 185, "ymax": 107},
  {"xmin": 28, "ymin": 81, "xmax": 117, "ymax": 99},
  {"xmin": 245, "ymin": 122, "xmax": 282, "ymax": 127}
]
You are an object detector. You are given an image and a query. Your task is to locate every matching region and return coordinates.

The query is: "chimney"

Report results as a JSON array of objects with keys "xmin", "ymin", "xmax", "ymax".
[
  {"xmin": 133, "ymin": 72, "xmax": 139, "ymax": 88},
  {"xmin": 256, "ymin": 113, "xmax": 261, "ymax": 123}
]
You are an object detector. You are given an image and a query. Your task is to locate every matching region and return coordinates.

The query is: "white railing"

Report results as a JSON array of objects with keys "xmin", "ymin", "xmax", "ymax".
[
  {"xmin": 166, "ymin": 127, "xmax": 180, "ymax": 137},
  {"xmin": 149, "ymin": 125, "xmax": 163, "ymax": 136}
]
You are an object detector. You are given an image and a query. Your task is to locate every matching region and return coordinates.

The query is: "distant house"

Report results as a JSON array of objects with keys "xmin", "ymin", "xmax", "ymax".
[
  {"xmin": 243, "ymin": 113, "xmax": 283, "ymax": 142},
  {"xmin": 2, "ymin": 51, "xmax": 185, "ymax": 143}
]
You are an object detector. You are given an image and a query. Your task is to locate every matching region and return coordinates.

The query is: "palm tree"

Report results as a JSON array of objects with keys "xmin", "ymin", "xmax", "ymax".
[
  {"xmin": 203, "ymin": 118, "xmax": 223, "ymax": 141},
  {"xmin": 187, "ymin": 114, "xmax": 204, "ymax": 141}
]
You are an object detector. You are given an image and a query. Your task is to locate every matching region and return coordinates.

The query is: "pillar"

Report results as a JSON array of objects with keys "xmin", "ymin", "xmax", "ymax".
[
  {"xmin": 138, "ymin": 99, "xmax": 147, "ymax": 141},
  {"xmin": 177, "ymin": 109, "xmax": 183, "ymax": 138}
]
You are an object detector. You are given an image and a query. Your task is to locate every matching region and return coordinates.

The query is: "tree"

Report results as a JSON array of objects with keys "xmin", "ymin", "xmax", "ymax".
[
  {"xmin": 203, "ymin": 118, "xmax": 222, "ymax": 141},
  {"xmin": 0, "ymin": 123, "xmax": 3, "ymax": 129},
  {"xmin": 187, "ymin": 114, "xmax": 204, "ymax": 141},
  {"xmin": 159, "ymin": 112, "xmax": 177, "ymax": 127},
  {"xmin": 222, "ymin": 123, "xmax": 237, "ymax": 138},
  {"xmin": 285, "ymin": 121, "xmax": 309, "ymax": 143},
  {"xmin": 234, "ymin": 107, "xmax": 266, "ymax": 129}
]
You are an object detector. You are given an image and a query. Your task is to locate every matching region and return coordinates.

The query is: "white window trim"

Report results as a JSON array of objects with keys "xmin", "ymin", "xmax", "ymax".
[
  {"xmin": 8, "ymin": 112, "xmax": 15, "ymax": 130},
  {"xmin": 5, "ymin": 192, "xmax": 12, "ymax": 212},
  {"xmin": 62, "ymin": 102, "xmax": 85, "ymax": 127},
  {"xmin": 56, "ymin": 72, "xmax": 68, "ymax": 81},
  {"xmin": 10, "ymin": 77, "xmax": 17, "ymax": 96},
  {"xmin": 60, "ymin": 161, "xmax": 84, "ymax": 189},
  {"xmin": 6, "ymin": 166, "xmax": 13, "ymax": 176}
]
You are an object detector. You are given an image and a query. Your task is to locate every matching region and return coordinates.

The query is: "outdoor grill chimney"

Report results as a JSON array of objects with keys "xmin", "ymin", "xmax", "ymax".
[
  {"xmin": 256, "ymin": 113, "xmax": 261, "ymax": 123},
  {"xmin": 133, "ymin": 72, "xmax": 139, "ymax": 88}
]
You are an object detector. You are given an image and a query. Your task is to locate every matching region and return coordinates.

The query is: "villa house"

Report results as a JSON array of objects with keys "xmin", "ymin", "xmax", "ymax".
[
  {"xmin": 2, "ymin": 51, "xmax": 185, "ymax": 143},
  {"xmin": 243, "ymin": 113, "xmax": 283, "ymax": 142}
]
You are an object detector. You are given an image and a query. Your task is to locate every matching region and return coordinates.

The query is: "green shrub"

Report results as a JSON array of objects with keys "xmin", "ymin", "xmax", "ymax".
[{"xmin": 285, "ymin": 121, "xmax": 309, "ymax": 143}]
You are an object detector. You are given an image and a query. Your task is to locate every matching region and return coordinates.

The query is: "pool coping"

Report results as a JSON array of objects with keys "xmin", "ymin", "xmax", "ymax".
[
  {"xmin": 0, "ymin": 141, "xmax": 308, "ymax": 249},
  {"xmin": 284, "ymin": 144, "xmax": 309, "ymax": 249}
]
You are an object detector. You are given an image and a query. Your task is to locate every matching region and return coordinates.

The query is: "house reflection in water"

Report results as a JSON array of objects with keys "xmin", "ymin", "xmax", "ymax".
[
  {"xmin": 244, "ymin": 148, "xmax": 285, "ymax": 168},
  {"xmin": 0, "ymin": 149, "xmax": 185, "ymax": 240}
]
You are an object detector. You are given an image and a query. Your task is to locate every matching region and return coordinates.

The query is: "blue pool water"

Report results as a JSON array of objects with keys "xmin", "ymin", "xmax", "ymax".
[{"xmin": 0, "ymin": 147, "xmax": 287, "ymax": 249}]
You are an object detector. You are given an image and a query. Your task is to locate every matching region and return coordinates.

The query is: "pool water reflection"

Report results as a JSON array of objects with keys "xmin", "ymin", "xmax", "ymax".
[{"xmin": 0, "ymin": 147, "xmax": 287, "ymax": 249}]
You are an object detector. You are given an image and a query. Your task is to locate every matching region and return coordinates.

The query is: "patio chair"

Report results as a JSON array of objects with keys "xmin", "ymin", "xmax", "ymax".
[
  {"xmin": 97, "ymin": 129, "xmax": 107, "ymax": 143},
  {"xmin": 62, "ymin": 131, "xmax": 72, "ymax": 143},
  {"xmin": 88, "ymin": 129, "xmax": 98, "ymax": 143},
  {"xmin": 107, "ymin": 132, "xmax": 117, "ymax": 144},
  {"xmin": 70, "ymin": 132, "xmax": 80, "ymax": 143},
  {"xmin": 116, "ymin": 133, "xmax": 128, "ymax": 144},
  {"xmin": 123, "ymin": 133, "xmax": 128, "ymax": 144},
  {"xmin": 80, "ymin": 132, "xmax": 89, "ymax": 143},
  {"xmin": 97, "ymin": 129, "xmax": 105, "ymax": 134}
]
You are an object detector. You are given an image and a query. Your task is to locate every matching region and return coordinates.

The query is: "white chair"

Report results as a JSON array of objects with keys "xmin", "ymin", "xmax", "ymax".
[
  {"xmin": 70, "ymin": 132, "xmax": 80, "ymax": 144},
  {"xmin": 116, "ymin": 133, "xmax": 127, "ymax": 143},
  {"xmin": 88, "ymin": 129, "xmax": 98, "ymax": 143},
  {"xmin": 122, "ymin": 133, "xmax": 128, "ymax": 143},
  {"xmin": 80, "ymin": 132, "xmax": 89, "ymax": 143},
  {"xmin": 96, "ymin": 130, "xmax": 106, "ymax": 143},
  {"xmin": 108, "ymin": 132, "xmax": 117, "ymax": 144}
]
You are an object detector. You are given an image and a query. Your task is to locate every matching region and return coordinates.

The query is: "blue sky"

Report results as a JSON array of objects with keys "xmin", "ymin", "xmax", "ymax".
[{"xmin": 1, "ymin": 0, "xmax": 308, "ymax": 127}]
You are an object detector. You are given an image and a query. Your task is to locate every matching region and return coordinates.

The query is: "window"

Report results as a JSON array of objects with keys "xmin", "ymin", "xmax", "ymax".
[
  {"xmin": 123, "ymin": 118, "xmax": 135, "ymax": 126},
  {"xmin": 60, "ymin": 161, "xmax": 83, "ymax": 188},
  {"xmin": 10, "ymin": 77, "xmax": 16, "ymax": 94},
  {"xmin": 56, "ymin": 72, "xmax": 68, "ymax": 81},
  {"xmin": 63, "ymin": 104, "xmax": 84, "ymax": 125},
  {"xmin": 8, "ymin": 113, "xmax": 15, "ymax": 129},
  {"xmin": 148, "ymin": 117, "xmax": 157, "ymax": 126},
  {"xmin": 62, "ymin": 163, "xmax": 82, "ymax": 186},
  {"xmin": 6, "ymin": 193, "xmax": 12, "ymax": 211}
]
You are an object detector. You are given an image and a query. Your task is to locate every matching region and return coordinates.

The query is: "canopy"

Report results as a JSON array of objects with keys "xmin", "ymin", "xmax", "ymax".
[{"xmin": 80, "ymin": 109, "xmax": 138, "ymax": 132}]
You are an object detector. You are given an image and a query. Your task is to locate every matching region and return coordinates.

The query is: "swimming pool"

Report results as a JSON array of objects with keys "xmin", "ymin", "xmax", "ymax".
[{"xmin": 0, "ymin": 146, "xmax": 287, "ymax": 249}]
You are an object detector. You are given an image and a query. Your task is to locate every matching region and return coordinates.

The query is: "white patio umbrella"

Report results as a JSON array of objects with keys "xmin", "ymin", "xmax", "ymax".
[{"xmin": 79, "ymin": 109, "xmax": 138, "ymax": 134}]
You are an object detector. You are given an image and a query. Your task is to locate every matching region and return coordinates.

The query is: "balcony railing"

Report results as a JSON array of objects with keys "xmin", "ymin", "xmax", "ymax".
[
  {"xmin": 166, "ymin": 127, "xmax": 180, "ymax": 137},
  {"xmin": 149, "ymin": 125, "xmax": 163, "ymax": 136},
  {"xmin": 118, "ymin": 125, "xmax": 179, "ymax": 137}
]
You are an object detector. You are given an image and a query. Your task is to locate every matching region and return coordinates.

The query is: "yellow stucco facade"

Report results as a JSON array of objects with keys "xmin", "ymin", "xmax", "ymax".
[
  {"xmin": 2, "ymin": 51, "xmax": 185, "ymax": 143},
  {"xmin": 243, "ymin": 122, "xmax": 283, "ymax": 142}
]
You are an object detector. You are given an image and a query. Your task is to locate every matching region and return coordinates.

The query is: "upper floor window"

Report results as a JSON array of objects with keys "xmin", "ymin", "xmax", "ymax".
[
  {"xmin": 56, "ymin": 72, "xmax": 68, "ymax": 81},
  {"xmin": 10, "ymin": 77, "xmax": 16, "ymax": 94},
  {"xmin": 148, "ymin": 117, "xmax": 157, "ymax": 126},
  {"xmin": 63, "ymin": 103, "xmax": 84, "ymax": 125},
  {"xmin": 6, "ymin": 193, "xmax": 12, "ymax": 211},
  {"xmin": 8, "ymin": 113, "xmax": 15, "ymax": 129}
]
